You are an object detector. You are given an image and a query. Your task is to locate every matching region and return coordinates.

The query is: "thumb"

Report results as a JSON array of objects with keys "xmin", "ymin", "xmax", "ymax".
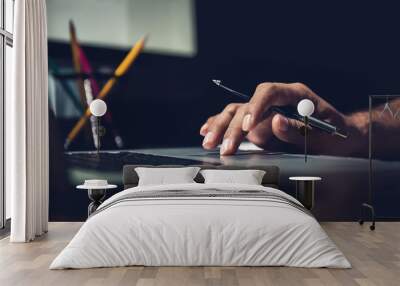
[
  {"xmin": 271, "ymin": 114, "xmax": 305, "ymax": 145},
  {"xmin": 272, "ymin": 114, "xmax": 331, "ymax": 152}
]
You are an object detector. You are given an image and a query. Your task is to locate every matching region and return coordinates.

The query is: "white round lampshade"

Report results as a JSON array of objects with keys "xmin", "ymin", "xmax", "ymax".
[
  {"xmin": 90, "ymin": 99, "xmax": 107, "ymax": 117},
  {"xmin": 297, "ymin": 99, "xmax": 315, "ymax": 117}
]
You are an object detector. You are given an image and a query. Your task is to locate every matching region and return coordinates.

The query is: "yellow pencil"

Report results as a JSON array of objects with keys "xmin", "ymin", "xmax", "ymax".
[{"xmin": 64, "ymin": 36, "xmax": 147, "ymax": 149}]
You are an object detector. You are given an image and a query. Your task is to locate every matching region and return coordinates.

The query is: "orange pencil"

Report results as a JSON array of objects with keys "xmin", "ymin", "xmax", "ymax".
[{"xmin": 64, "ymin": 36, "xmax": 147, "ymax": 149}]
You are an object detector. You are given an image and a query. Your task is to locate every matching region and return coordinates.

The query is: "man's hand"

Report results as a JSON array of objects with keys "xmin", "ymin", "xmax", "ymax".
[{"xmin": 200, "ymin": 82, "xmax": 366, "ymax": 156}]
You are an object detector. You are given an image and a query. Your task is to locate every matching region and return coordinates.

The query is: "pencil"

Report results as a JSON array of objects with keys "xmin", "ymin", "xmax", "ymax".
[
  {"xmin": 64, "ymin": 36, "xmax": 147, "ymax": 149},
  {"xmin": 78, "ymin": 44, "xmax": 125, "ymax": 148},
  {"xmin": 212, "ymin": 79, "xmax": 348, "ymax": 139},
  {"xmin": 69, "ymin": 21, "xmax": 87, "ymax": 109}
]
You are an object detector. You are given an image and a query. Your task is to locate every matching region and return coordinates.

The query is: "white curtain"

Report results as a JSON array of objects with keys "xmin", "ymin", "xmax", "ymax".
[{"xmin": 7, "ymin": 0, "xmax": 49, "ymax": 242}]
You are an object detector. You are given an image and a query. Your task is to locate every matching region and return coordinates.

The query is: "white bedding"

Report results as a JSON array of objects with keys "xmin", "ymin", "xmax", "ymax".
[{"xmin": 50, "ymin": 183, "xmax": 350, "ymax": 269}]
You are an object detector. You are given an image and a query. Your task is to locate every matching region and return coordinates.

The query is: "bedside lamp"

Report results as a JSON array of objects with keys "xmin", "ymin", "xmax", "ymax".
[
  {"xmin": 297, "ymin": 99, "xmax": 315, "ymax": 162},
  {"xmin": 89, "ymin": 99, "xmax": 107, "ymax": 154}
]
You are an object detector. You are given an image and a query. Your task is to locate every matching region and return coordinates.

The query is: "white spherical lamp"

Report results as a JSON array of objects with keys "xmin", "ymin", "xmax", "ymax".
[
  {"xmin": 90, "ymin": 99, "xmax": 107, "ymax": 117},
  {"xmin": 297, "ymin": 99, "xmax": 315, "ymax": 117}
]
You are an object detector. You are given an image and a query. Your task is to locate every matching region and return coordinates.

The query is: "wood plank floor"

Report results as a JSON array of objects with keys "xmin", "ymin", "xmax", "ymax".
[{"xmin": 0, "ymin": 222, "xmax": 399, "ymax": 286}]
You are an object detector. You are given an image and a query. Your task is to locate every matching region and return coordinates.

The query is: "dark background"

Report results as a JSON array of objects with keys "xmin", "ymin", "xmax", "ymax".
[{"xmin": 49, "ymin": 1, "xmax": 400, "ymax": 150}]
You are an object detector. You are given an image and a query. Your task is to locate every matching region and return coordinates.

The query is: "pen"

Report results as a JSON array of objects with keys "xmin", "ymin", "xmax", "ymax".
[{"xmin": 212, "ymin": 80, "xmax": 348, "ymax": 139}]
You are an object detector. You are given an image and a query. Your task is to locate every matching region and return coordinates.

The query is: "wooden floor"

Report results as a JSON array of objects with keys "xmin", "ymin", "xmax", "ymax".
[{"xmin": 0, "ymin": 222, "xmax": 399, "ymax": 286}]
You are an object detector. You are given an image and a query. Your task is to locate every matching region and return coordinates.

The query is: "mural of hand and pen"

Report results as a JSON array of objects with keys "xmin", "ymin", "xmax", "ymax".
[{"xmin": 200, "ymin": 82, "xmax": 400, "ymax": 158}]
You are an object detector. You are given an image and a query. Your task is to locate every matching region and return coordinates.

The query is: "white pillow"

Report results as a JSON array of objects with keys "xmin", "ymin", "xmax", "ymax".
[
  {"xmin": 200, "ymin": 169, "xmax": 266, "ymax": 185},
  {"xmin": 135, "ymin": 167, "xmax": 201, "ymax": 186}
]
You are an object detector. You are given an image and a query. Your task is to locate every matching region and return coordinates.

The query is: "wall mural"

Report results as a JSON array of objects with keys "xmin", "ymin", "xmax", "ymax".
[{"xmin": 47, "ymin": 1, "xmax": 400, "ymax": 222}]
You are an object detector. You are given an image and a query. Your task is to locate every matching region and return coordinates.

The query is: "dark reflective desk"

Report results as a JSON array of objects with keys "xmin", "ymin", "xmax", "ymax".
[{"xmin": 59, "ymin": 146, "xmax": 400, "ymax": 221}]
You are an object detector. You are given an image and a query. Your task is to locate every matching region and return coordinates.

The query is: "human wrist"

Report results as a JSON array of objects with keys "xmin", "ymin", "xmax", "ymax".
[{"xmin": 343, "ymin": 112, "xmax": 369, "ymax": 157}]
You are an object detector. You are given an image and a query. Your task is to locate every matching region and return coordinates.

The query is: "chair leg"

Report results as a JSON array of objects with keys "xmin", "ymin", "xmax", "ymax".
[
  {"xmin": 359, "ymin": 205, "xmax": 364, "ymax": 225},
  {"xmin": 359, "ymin": 203, "xmax": 375, "ymax": 231}
]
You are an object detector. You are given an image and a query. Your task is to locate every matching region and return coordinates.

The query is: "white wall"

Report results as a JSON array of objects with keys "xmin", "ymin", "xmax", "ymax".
[{"xmin": 47, "ymin": 0, "xmax": 197, "ymax": 57}]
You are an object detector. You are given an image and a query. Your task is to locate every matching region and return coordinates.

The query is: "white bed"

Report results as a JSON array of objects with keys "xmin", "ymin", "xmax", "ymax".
[{"xmin": 50, "ymin": 183, "xmax": 350, "ymax": 269}]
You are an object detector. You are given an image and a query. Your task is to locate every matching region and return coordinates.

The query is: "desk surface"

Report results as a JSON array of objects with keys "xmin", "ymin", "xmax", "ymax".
[{"xmin": 58, "ymin": 146, "xmax": 400, "ymax": 221}]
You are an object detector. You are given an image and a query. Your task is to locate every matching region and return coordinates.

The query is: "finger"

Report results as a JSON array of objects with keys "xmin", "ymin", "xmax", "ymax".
[
  {"xmin": 244, "ymin": 82, "xmax": 310, "ymax": 132},
  {"xmin": 246, "ymin": 115, "xmax": 296, "ymax": 152},
  {"xmin": 220, "ymin": 105, "xmax": 249, "ymax": 156},
  {"xmin": 202, "ymin": 103, "xmax": 242, "ymax": 149},
  {"xmin": 246, "ymin": 116, "xmax": 274, "ymax": 147},
  {"xmin": 200, "ymin": 116, "xmax": 216, "ymax": 136}
]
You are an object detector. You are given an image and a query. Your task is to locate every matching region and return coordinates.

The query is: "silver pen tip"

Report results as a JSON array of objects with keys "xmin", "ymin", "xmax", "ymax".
[
  {"xmin": 212, "ymin": 79, "xmax": 221, "ymax": 86},
  {"xmin": 335, "ymin": 131, "xmax": 348, "ymax": 139}
]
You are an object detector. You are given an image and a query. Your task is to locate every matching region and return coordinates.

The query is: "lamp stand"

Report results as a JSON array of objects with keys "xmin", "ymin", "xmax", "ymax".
[
  {"xmin": 359, "ymin": 95, "xmax": 376, "ymax": 231},
  {"xmin": 304, "ymin": 116, "xmax": 308, "ymax": 163},
  {"xmin": 94, "ymin": 117, "xmax": 106, "ymax": 156},
  {"xmin": 96, "ymin": 116, "xmax": 100, "ymax": 155}
]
